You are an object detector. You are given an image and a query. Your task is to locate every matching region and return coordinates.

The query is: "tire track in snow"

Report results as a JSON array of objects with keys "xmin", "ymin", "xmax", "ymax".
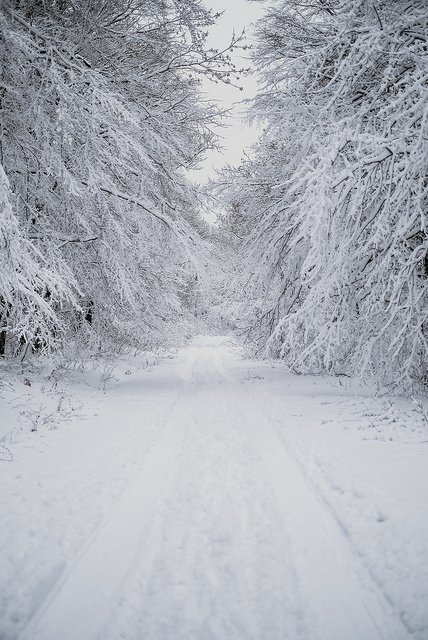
[
  {"xmin": 102, "ymin": 339, "xmax": 304, "ymax": 639},
  {"xmin": 18, "ymin": 381, "xmax": 187, "ymax": 640},
  {"xmin": 260, "ymin": 394, "xmax": 417, "ymax": 640},
  {"xmin": 227, "ymin": 366, "xmax": 413, "ymax": 640}
]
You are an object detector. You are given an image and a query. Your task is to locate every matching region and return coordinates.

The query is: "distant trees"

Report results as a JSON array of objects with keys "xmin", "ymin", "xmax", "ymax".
[
  {"xmin": 0, "ymin": 0, "xmax": 235, "ymax": 356},
  {"xmin": 216, "ymin": 0, "xmax": 428, "ymax": 387}
]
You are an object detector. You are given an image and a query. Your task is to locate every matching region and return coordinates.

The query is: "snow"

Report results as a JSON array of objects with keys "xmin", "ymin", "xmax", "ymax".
[{"xmin": 1, "ymin": 336, "xmax": 427, "ymax": 639}]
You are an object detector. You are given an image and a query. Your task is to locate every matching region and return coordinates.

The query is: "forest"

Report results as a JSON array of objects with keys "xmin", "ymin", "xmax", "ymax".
[
  {"xmin": 1, "ymin": 2, "xmax": 428, "ymax": 639},
  {"xmin": 1, "ymin": 0, "xmax": 426, "ymax": 389}
]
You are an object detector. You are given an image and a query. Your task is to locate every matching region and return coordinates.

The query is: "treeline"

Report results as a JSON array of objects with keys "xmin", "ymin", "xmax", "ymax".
[
  {"xmin": 0, "ymin": 0, "xmax": 231, "ymax": 357},
  {"xmin": 216, "ymin": 0, "xmax": 428, "ymax": 388}
]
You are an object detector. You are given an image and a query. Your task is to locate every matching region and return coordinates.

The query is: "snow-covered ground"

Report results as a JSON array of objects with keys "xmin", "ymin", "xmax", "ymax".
[{"xmin": 1, "ymin": 336, "xmax": 427, "ymax": 640}]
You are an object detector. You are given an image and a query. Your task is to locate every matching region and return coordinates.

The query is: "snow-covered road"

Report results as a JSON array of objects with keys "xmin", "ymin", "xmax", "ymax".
[{"xmin": 1, "ymin": 336, "xmax": 427, "ymax": 640}]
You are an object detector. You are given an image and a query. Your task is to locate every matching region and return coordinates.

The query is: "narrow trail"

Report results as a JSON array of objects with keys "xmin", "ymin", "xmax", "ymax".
[{"xmin": 16, "ymin": 337, "xmax": 416, "ymax": 640}]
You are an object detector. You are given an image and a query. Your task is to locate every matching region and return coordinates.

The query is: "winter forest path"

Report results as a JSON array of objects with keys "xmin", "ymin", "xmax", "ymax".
[{"xmin": 6, "ymin": 337, "xmax": 426, "ymax": 640}]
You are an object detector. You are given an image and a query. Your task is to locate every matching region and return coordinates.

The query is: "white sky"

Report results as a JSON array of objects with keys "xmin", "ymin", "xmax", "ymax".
[{"xmin": 189, "ymin": 0, "xmax": 267, "ymax": 184}]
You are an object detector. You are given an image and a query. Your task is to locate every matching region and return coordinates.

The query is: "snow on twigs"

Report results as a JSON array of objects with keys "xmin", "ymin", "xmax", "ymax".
[{"xmin": 214, "ymin": 0, "xmax": 428, "ymax": 389}]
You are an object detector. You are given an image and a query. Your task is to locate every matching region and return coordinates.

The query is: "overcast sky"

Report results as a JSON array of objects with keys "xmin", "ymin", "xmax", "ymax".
[{"xmin": 189, "ymin": 0, "xmax": 266, "ymax": 184}]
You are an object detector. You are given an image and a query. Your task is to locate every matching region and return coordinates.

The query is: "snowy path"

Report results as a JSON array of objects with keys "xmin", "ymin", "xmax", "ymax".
[{"xmin": 2, "ymin": 336, "xmax": 427, "ymax": 640}]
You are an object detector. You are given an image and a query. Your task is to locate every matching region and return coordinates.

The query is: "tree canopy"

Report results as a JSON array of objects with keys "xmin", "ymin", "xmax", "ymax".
[
  {"xmin": 215, "ymin": 0, "xmax": 428, "ymax": 388},
  {"xmin": 0, "ymin": 0, "xmax": 237, "ymax": 355}
]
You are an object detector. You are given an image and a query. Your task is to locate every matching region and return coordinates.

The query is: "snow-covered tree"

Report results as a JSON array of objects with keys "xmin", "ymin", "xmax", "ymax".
[
  {"xmin": 217, "ymin": 0, "xmax": 428, "ymax": 387},
  {"xmin": 0, "ymin": 0, "xmax": 236, "ymax": 355}
]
